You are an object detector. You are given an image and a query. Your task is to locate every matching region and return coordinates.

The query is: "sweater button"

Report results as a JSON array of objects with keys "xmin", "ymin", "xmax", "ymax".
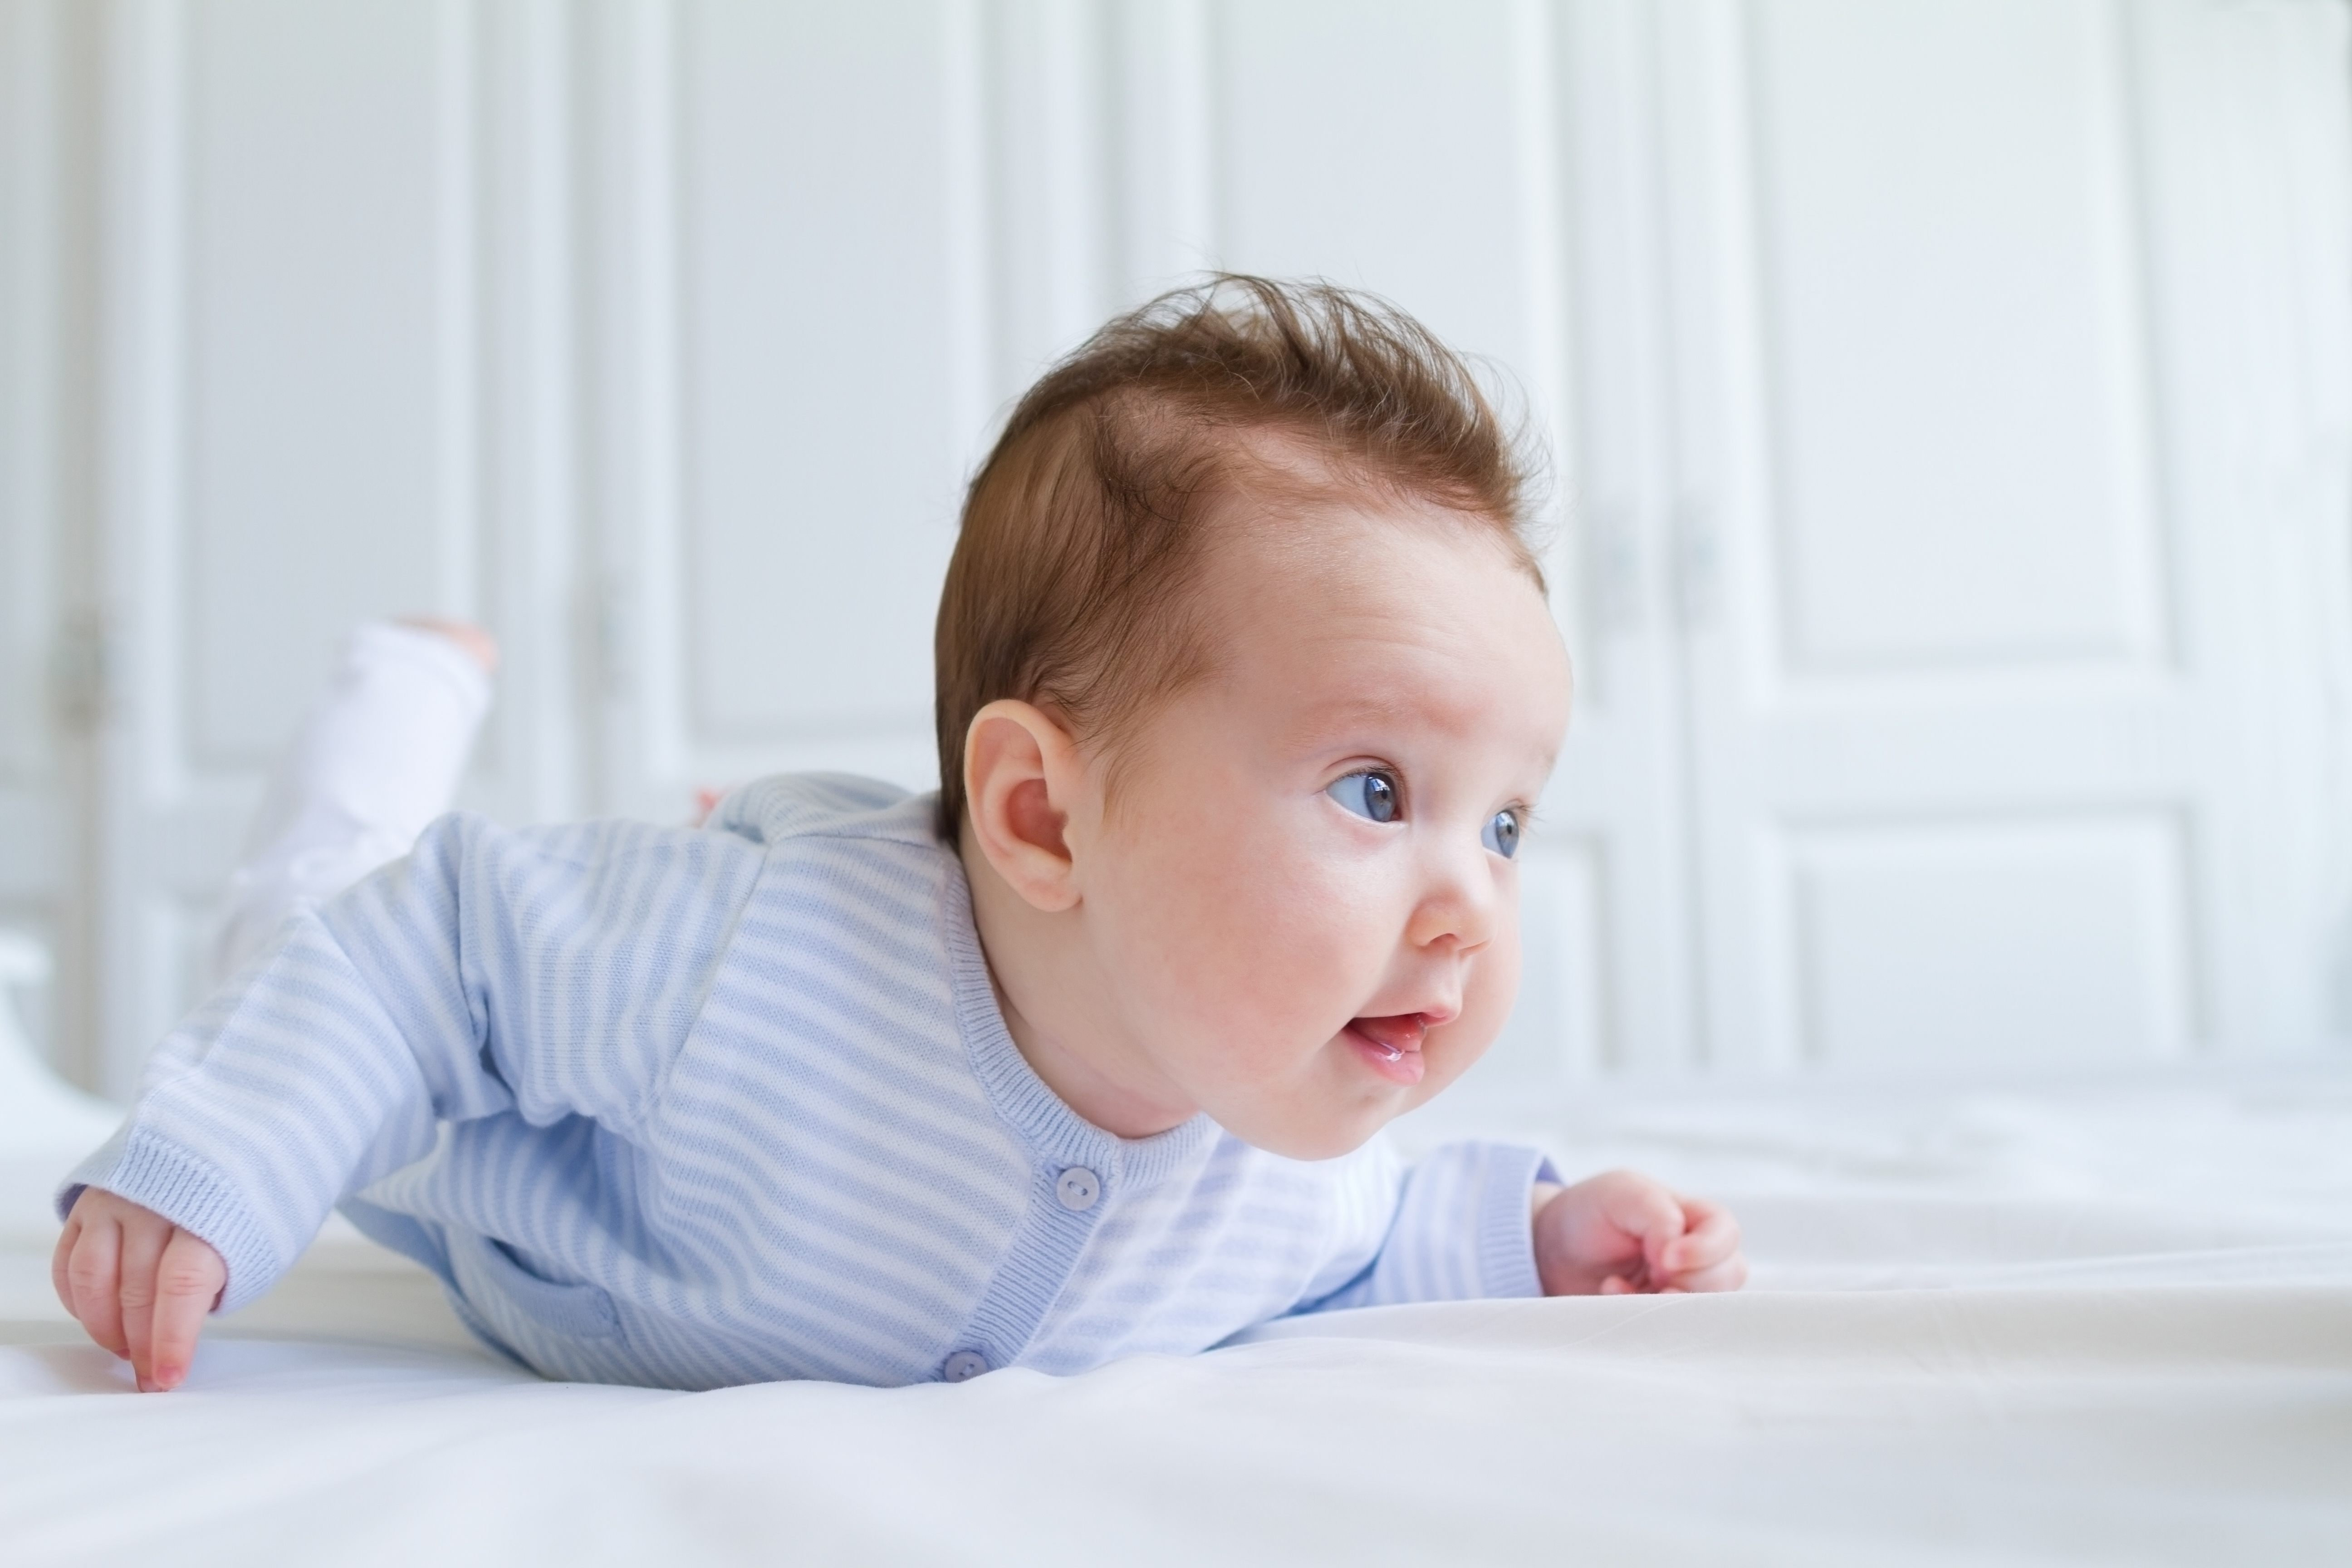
[
  {"xmin": 942, "ymin": 1349, "xmax": 989, "ymax": 1382},
  {"xmin": 1055, "ymin": 1166, "xmax": 1102, "ymax": 1211}
]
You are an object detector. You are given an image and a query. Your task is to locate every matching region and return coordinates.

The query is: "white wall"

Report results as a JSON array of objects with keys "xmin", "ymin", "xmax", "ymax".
[{"xmin": 1, "ymin": 0, "xmax": 2348, "ymax": 1100}]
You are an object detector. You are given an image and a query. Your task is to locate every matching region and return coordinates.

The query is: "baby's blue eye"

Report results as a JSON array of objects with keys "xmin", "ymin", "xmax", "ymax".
[
  {"xmin": 1328, "ymin": 770, "xmax": 1400, "ymax": 824},
  {"xmin": 1483, "ymin": 810, "xmax": 1522, "ymax": 859}
]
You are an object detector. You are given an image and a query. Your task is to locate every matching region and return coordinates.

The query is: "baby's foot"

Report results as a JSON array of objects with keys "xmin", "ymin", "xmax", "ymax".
[{"xmin": 395, "ymin": 616, "xmax": 500, "ymax": 676}]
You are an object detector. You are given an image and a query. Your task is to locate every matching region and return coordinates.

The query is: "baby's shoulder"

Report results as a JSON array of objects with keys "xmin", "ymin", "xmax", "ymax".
[{"xmin": 704, "ymin": 773, "xmax": 942, "ymax": 854}]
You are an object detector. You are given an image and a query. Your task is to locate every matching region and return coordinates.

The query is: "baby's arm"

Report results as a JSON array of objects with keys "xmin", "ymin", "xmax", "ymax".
[
  {"xmin": 52, "ymin": 1191, "xmax": 224, "ymax": 1392},
  {"xmin": 1530, "ymin": 1171, "xmax": 1747, "ymax": 1294},
  {"xmin": 54, "ymin": 810, "xmax": 763, "ymax": 1387},
  {"xmin": 51, "ymin": 890, "xmax": 468, "ymax": 1384}
]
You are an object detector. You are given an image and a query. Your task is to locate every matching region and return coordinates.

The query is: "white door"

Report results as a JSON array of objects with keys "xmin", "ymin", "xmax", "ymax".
[
  {"xmin": 75, "ymin": 0, "xmax": 582, "ymax": 1095},
  {"xmin": 1654, "ymin": 0, "xmax": 2352, "ymax": 1070},
  {"xmin": 0, "ymin": 0, "xmax": 80, "ymax": 1079}
]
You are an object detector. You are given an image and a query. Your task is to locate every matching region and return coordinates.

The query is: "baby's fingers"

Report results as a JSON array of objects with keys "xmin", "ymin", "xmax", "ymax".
[
  {"xmin": 1657, "ymin": 1197, "xmax": 1741, "ymax": 1274},
  {"xmin": 51, "ymin": 1213, "xmax": 81, "ymax": 1315},
  {"xmin": 142, "ymin": 1230, "xmax": 224, "ymax": 1392},
  {"xmin": 61, "ymin": 1214, "xmax": 129, "ymax": 1359},
  {"xmin": 116, "ymin": 1216, "xmax": 168, "ymax": 1389},
  {"xmin": 1657, "ymin": 1198, "xmax": 1746, "ymax": 1293},
  {"xmin": 1659, "ymin": 1254, "xmax": 1748, "ymax": 1294}
]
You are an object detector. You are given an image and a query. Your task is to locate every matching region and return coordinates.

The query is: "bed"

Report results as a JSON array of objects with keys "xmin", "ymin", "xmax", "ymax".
[{"xmin": 4, "ymin": 1058, "xmax": 2348, "ymax": 1566}]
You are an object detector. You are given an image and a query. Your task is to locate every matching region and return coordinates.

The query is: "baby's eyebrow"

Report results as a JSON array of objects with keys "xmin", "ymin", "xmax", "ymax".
[
  {"xmin": 1288, "ymin": 688, "xmax": 1495, "ymax": 750},
  {"xmin": 1283, "ymin": 698, "xmax": 1427, "ymax": 751}
]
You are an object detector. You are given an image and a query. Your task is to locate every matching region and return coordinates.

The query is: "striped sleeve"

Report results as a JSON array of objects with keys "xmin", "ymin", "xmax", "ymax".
[
  {"xmin": 59, "ymin": 811, "xmax": 763, "ymax": 1312},
  {"xmin": 1300, "ymin": 1141, "xmax": 1556, "ymax": 1312}
]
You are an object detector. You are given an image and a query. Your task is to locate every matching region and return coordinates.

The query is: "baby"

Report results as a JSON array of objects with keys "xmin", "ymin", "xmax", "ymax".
[{"xmin": 53, "ymin": 277, "xmax": 1745, "ymax": 1394}]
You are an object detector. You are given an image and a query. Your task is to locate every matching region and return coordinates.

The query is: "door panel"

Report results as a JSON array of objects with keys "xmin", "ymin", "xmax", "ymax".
[
  {"xmin": 0, "ymin": 0, "xmax": 73, "ymax": 1073},
  {"xmin": 184, "ymin": 0, "xmax": 454, "ymax": 767},
  {"xmin": 88, "ymin": 0, "xmax": 511, "ymax": 1093},
  {"xmin": 1778, "ymin": 810, "xmax": 2195, "ymax": 1068},
  {"xmin": 678, "ymin": 1, "xmax": 965, "ymax": 745},
  {"xmin": 587, "ymin": 0, "xmax": 986, "ymax": 813},
  {"xmin": 1659, "ymin": 0, "xmax": 2352, "ymax": 1070},
  {"xmin": 1210, "ymin": 0, "xmax": 1535, "ymax": 365},
  {"xmin": 1752, "ymin": 0, "xmax": 2168, "ymax": 674}
]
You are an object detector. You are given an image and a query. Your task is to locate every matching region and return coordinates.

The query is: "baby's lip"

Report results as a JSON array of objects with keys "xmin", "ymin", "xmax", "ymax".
[
  {"xmin": 1349, "ymin": 1014, "xmax": 1429, "ymax": 1057},
  {"xmin": 1344, "ymin": 1014, "xmax": 1433, "ymax": 1084}
]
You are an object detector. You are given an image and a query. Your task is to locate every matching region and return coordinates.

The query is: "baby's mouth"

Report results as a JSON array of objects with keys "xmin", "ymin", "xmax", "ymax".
[{"xmin": 1345, "ymin": 1014, "xmax": 1429, "ymax": 1084}]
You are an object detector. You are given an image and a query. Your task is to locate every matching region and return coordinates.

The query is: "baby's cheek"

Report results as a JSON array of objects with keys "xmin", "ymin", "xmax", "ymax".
[
  {"xmin": 1207, "ymin": 894, "xmax": 1370, "ymax": 1046},
  {"xmin": 1112, "ymin": 838, "xmax": 1338, "ymax": 1033},
  {"xmin": 1188, "ymin": 828, "xmax": 1364, "ymax": 967},
  {"xmin": 1107, "ymin": 799, "xmax": 1397, "ymax": 1060},
  {"xmin": 1250, "ymin": 868, "xmax": 1395, "ymax": 1000}
]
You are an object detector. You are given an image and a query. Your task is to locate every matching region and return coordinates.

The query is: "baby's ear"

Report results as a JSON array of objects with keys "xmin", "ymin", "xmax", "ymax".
[{"xmin": 963, "ymin": 701, "xmax": 1083, "ymax": 913}]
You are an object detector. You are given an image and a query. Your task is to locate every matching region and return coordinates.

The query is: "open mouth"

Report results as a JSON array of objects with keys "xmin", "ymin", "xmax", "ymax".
[{"xmin": 1345, "ymin": 1014, "xmax": 1430, "ymax": 1084}]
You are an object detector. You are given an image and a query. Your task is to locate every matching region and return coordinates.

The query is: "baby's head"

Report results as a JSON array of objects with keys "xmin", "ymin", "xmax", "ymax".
[{"xmin": 937, "ymin": 277, "xmax": 1571, "ymax": 1159}]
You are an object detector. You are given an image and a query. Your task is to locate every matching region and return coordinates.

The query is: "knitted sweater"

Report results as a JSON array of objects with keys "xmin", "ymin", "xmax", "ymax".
[{"xmin": 64, "ymin": 774, "xmax": 1551, "ymax": 1390}]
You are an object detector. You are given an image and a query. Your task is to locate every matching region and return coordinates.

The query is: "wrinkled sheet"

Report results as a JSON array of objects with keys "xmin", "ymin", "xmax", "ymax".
[{"xmin": 4, "ymin": 1065, "xmax": 2349, "ymax": 1566}]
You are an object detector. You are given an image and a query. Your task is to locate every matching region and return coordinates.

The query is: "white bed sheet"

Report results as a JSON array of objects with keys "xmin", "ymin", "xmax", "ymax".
[{"xmin": 4, "ymin": 1064, "xmax": 2348, "ymax": 1566}]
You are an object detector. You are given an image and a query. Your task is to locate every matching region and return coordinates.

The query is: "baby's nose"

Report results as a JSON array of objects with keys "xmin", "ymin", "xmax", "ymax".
[{"xmin": 1406, "ymin": 860, "xmax": 1499, "ymax": 952}]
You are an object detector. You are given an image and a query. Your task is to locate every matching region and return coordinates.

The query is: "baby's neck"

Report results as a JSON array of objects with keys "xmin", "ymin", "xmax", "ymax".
[{"xmin": 960, "ymin": 835, "xmax": 1198, "ymax": 1140}]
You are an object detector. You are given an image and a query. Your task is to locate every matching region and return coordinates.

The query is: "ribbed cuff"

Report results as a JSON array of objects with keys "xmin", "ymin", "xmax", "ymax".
[
  {"xmin": 1473, "ymin": 1143, "xmax": 1557, "ymax": 1300},
  {"xmin": 58, "ymin": 1127, "xmax": 284, "ymax": 1314}
]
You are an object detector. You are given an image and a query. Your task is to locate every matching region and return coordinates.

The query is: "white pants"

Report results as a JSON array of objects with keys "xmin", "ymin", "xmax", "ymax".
[{"xmin": 211, "ymin": 623, "xmax": 492, "ymax": 983}]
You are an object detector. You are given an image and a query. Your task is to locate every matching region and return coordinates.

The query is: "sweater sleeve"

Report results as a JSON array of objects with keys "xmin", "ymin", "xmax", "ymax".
[
  {"xmin": 1296, "ymin": 1140, "xmax": 1558, "ymax": 1313},
  {"xmin": 58, "ymin": 810, "xmax": 766, "ymax": 1312}
]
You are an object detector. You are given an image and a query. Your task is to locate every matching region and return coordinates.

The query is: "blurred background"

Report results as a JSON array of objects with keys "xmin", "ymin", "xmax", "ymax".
[{"xmin": 1, "ymin": 0, "xmax": 2349, "ymax": 1105}]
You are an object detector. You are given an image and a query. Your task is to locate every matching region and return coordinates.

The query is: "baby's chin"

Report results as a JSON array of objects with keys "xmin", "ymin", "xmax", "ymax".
[
  {"xmin": 1225, "ymin": 1117, "xmax": 1392, "ymax": 1162},
  {"xmin": 1200, "ymin": 1052, "xmax": 1430, "ymax": 1161}
]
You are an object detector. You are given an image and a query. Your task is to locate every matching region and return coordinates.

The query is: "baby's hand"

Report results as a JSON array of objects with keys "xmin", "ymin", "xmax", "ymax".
[
  {"xmin": 1531, "ymin": 1170, "xmax": 1746, "ymax": 1296},
  {"xmin": 52, "ymin": 1189, "xmax": 225, "ymax": 1391}
]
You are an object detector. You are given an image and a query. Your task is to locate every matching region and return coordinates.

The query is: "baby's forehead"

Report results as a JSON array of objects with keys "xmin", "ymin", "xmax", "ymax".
[
  {"xmin": 1165, "ymin": 507, "xmax": 1570, "ymax": 774},
  {"xmin": 1191, "ymin": 470, "xmax": 1534, "ymax": 611},
  {"xmin": 1189, "ymin": 499, "xmax": 1559, "ymax": 684}
]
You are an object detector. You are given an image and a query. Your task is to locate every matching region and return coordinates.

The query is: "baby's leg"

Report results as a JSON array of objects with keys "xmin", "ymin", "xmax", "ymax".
[{"xmin": 210, "ymin": 620, "xmax": 496, "ymax": 983}]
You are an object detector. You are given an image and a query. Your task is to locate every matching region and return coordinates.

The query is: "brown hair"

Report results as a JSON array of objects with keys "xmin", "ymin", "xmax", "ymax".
[{"xmin": 933, "ymin": 274, "xmax": 1544, "ymax": 842}]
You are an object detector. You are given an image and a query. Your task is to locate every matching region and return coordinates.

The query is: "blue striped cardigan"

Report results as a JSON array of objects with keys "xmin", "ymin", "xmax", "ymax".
[{"xmin": 64, "ymin": 774, "xmax": 1551, "ymax": 1389}]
